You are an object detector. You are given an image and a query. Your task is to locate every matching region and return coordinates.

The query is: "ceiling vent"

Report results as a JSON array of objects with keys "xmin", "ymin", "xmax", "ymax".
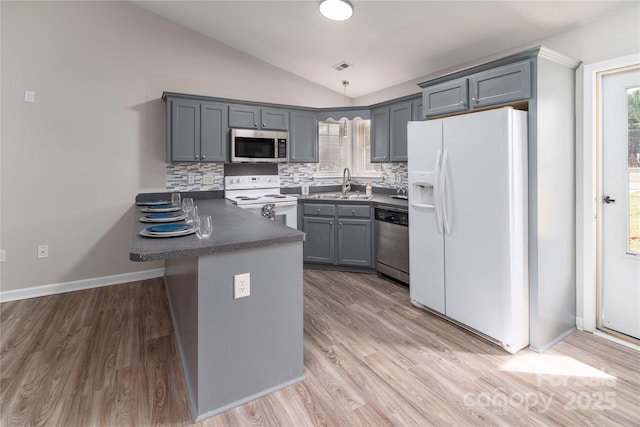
[{"xmin": 332, "ymin": 61, "xmax": 353, "ymax": 71}]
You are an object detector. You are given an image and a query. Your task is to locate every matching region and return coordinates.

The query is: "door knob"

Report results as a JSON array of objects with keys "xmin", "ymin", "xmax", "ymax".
[{"xmin": 603, "ymin": 195, "xmax": 616, "ymax": 204}]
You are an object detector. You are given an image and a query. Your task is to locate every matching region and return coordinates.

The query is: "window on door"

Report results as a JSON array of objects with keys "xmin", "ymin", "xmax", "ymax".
[
  {"xmin": 316, "ymin": 118, "xmax": 381, "ymax": 178},
  {"xmin": 628, "ymin": 87, "xmax": 640, "ymax": 254}
]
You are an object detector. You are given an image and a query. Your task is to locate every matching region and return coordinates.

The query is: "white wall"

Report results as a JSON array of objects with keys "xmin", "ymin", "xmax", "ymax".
[
  {"xmin": 0, "ymin": 1, "xmax": 345, "ymax": 294},
  {"xmin": 354, "ymin": 2, "xmax": 640, "ymax": 105}
]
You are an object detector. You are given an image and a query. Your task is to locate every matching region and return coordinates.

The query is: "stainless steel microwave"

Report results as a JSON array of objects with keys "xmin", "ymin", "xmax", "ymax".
[{"xmin": 230, "ymin": 129, "xmax": 289, "ymax": 163}]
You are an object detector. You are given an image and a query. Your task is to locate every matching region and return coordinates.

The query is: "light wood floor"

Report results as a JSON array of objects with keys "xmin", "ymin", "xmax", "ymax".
[{"xmin": 1, "ymin": 269, "xmax": 639, "ymax": 426}]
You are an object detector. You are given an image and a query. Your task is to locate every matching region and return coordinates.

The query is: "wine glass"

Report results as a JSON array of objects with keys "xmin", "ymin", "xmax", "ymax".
[
  {"xmin": 196, "ymin": 215, "xmax": 213, "ymax": 239},
  {"xmin": 186, "ymin": 205, "xmax": 198, "ymax": 225},
  {"xmin": 182, "ymin": 197, "xmax": 194, "ymax": 213},
  {"xmin": 171, "ymin": 192, "xmax": 181, "ymax": 207}
]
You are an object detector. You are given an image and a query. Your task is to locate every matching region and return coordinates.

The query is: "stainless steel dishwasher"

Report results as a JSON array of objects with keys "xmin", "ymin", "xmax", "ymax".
[{"xmin": 375, "ymin": 207, "xmax": 409, "ymax": 284}]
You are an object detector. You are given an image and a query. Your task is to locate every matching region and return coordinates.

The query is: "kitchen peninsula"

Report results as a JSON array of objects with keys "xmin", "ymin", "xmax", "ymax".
[{"xmin": 130, "ymin": 196, "xmax": 305, "ymax": 422}]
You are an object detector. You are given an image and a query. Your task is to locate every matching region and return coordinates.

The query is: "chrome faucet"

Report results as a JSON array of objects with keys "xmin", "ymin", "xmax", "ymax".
[{"xmin": 341, "ymin": 167, "xmax": 352, "ymax": 196}]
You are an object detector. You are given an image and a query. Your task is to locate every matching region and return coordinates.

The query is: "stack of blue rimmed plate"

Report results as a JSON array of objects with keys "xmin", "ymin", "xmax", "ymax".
[
  {"xmin": 140, "ymin": 204, "xmax": 181, "ymax": 213},
  {"xmin": 136, "ymin": 198, "xmax": 170, "ymax": 206},
  {"xmin": 140, "ymin": 223, "xmax": 196, "ymax": 238},
  {"xmin": 140, "ymin": 212, "xmax": 186, "ymax": 223}
]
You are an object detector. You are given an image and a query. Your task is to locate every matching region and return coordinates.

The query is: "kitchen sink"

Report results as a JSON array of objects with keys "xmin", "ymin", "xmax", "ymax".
[
  {"xmin": 310, "ymin": 193, "xmax": 344, "ymax": 200},
  {"xmin": 309, "ymin": 193, "xmax": 374, "ymax": 201}
]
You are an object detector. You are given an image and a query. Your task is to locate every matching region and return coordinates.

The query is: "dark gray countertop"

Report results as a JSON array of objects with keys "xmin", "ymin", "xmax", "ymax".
[{"xmin": 130, "ymin": 199, "xmax": 305, "ymax": 262}]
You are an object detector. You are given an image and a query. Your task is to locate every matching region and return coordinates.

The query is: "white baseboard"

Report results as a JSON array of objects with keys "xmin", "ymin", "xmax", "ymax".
[{"xmin": 0, "ymin": 268, "xmax": 165, "ymax": 303}]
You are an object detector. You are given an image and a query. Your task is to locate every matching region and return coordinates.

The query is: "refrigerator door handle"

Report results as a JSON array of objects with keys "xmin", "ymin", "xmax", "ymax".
[
  {"xmin": 441, "ymin": 149, "xmax": 451, "ymax": 234},
  {"xmin": 434, "ymin": 149, "xmax": 443, "ymax": 234}
]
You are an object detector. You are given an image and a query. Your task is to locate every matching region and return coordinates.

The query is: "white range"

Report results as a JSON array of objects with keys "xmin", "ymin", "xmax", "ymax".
[{"xmin": 225, "ymin": 174, "xmax": 298, "ymax": 229}]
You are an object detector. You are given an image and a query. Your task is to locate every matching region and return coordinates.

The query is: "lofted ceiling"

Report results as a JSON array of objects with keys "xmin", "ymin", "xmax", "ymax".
[{"xmin": 132, "ymin": 0, "xmax": 633, "ymax": 98}]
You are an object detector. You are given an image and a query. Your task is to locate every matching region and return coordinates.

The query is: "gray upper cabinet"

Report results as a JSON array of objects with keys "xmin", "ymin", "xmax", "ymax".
[
  {"xmin": 229, "ymin": 105, "xmax": 289, "ymax": 130},
  {"xmin": 261, "ymin": 108, "xmax": 289, "ymax": 130},
  {"xmin": 167, "ymin": 98, "xmax": 228, "ymax": 163},
  {"xmin": 289, "ymin": 110, "xmax": 318, "ymax": 163},
  {"xmin": 200, "ymin": 102, "xmax": 229, "ymax": 162},
  {"xmin": 389, "ymin": 102, "xmax": 412, "ymax": 162},
  {"xmin": 370, "ymin": 107, "xmax": 390, "ymax": 163},
  {"xmin": 412, "ymin": 98, "xmax": 424, "ymax": 121},
  {"xmin": 170, "ymin": 99, "xmax": 201, "ymax": 162},
  {"xmin": 422, "ymin": 77, "xmax": 469, "ymax": 117},
  {"xmin": 469, "ymin": 60, "xmax": 532, "ymax": 109},
  {"xmin": 228, "ymin": 105, "xmax": 260, "ymax": 129}
]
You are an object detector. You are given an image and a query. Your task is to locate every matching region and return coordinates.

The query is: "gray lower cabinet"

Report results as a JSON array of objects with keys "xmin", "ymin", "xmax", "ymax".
[
  {"xmin": 289, "ymin": 110, "xmax": 318, "ymax": 162},
  {"xmin": 302, "ymin": 203, "xmax": 373, "ymax": 268},
  {"xmin": 469, "ymin": 60, "xmax": 532, "ymax": 109},
  {"xmin": 229, "ymin": 105, "xmax": 289, "ymax": 130},
  {"xmin": 167, "ymin": 98, "xmax": 227, "ymax": 162},
  {"xmin": 303, "ymin": 216, "xmax": 335, "ymax": 263},
  {"xmin": 337, "ymin": 218, "xmax": 372, "ymax": 266}
]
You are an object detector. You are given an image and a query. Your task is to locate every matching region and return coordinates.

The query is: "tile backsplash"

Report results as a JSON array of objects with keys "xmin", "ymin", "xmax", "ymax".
[
  {"xmin": 165, "ymin": 162, "xmax": 407, "ymax": 192},
  {"xmin": 166, "ymin": 163, "xmax": 225, "ymax": 191},
  {"xmin": 278, "ymin": 163, "xmax": 408, "ymax": 189}
]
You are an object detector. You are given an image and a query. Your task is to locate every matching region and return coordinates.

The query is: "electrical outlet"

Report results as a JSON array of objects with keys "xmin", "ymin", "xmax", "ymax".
[
  {"xmin": 37, "ymin": 245, "xmax": 48, "ymax": 259},
  {"xmin": 396, "ymin": 173, "xmax": 402, "ymax": 184},
  {"xmin": 293, "ymin": 173, "xmax": 299, "ymax": 183},
  {"xmin": 203, "ymin": 173, "xmax": 214, "ymax": 185},
  {"xmin": 233, "ymin": 273, "xmax": 250, "ymax": 299},
  {"xmin": 24, "ymin": 90, "xmax": 35, "ymax": 103},
  {"xmin": 0, "ymin": 250, "xmax": 6, "ymax": 263},
  {"xmin": 187, "ymin": 174, "xmax": 195, "ymax": 185}
]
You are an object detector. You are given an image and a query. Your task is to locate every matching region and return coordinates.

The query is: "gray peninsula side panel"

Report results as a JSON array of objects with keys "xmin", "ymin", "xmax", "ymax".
[
  {"xmin": 164, "ymin": 256, "xmax": 199, "ymax": 418},
  {"xmin": 197, "ymin": 242, "xmax": 304, "ymax": 419}
]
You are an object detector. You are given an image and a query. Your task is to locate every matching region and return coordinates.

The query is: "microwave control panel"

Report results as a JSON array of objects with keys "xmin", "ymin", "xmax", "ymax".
[{"xmin": 277, "ymin": 139, "xmax": 287, "ymax": 158}]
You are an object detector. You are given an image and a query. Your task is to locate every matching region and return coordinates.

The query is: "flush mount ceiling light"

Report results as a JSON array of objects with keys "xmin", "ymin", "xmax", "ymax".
[{"xmin": 319, "ymin": 0, "xmax": 353, "ymax": 21}]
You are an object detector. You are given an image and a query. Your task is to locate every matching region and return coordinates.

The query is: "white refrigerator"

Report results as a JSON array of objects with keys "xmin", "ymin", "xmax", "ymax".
[{"xmin": 407, "ymin": 107, "xmax": 529, "ymax": 353}]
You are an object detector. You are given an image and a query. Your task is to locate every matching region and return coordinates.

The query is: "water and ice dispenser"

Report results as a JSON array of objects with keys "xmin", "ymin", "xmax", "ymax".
[{"xmin": 409, "ymin": 171, "xmax": 436, "ymax": 208}]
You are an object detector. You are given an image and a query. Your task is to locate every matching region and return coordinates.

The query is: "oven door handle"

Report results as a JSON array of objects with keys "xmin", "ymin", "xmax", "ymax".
[{"xmin": 268, "ymin": 201, "xmax": 298, "ymax": 207}]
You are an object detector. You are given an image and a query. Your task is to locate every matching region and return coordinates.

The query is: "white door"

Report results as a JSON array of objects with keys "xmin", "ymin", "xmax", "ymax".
[{"xmin": 600, "ymin": 66, "xmax": 640, "ymax": 340}]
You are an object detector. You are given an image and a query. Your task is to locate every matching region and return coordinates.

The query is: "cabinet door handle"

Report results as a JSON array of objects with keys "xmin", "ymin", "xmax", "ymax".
[
  {"xmin": 263, "ymin": 123, "xmax": 267, "ymax": 127},
  {"xmin": 195, "ymin": 155, "xmax": 199, "ymax": 160},
  {"xmin": 352, "ymin": 209, "xmax": 356, "ymax": 215},
  {"xmin": 316, "ymin": 208, "xmax": 321, "ymax": 214},
  {"xmin": 329, "ymin": 221, "xmax": 333, "ymax": 227},
  {"xmin": 201, "ymin": 155, "xmax": 206, "ymax": 159},
  {"xmin": 254, "ymin": 122, "xmax": 258, "ymax": 127},
  {"xmin": 471, "ymin": 97, "xmax": 478, "ymax": 103},
  {"xmin": 339, "ymin": 222, "xmax": 342, "ymax": 229}
]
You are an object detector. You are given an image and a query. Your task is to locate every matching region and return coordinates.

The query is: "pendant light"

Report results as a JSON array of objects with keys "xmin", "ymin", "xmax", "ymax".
[
  {"xmin": 342, "ymin": 80, "xmax": 349, "ymax": 137},
  {"xmin": 319, "ymin": 0, "xmax": 353, "ymax": 21}
]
